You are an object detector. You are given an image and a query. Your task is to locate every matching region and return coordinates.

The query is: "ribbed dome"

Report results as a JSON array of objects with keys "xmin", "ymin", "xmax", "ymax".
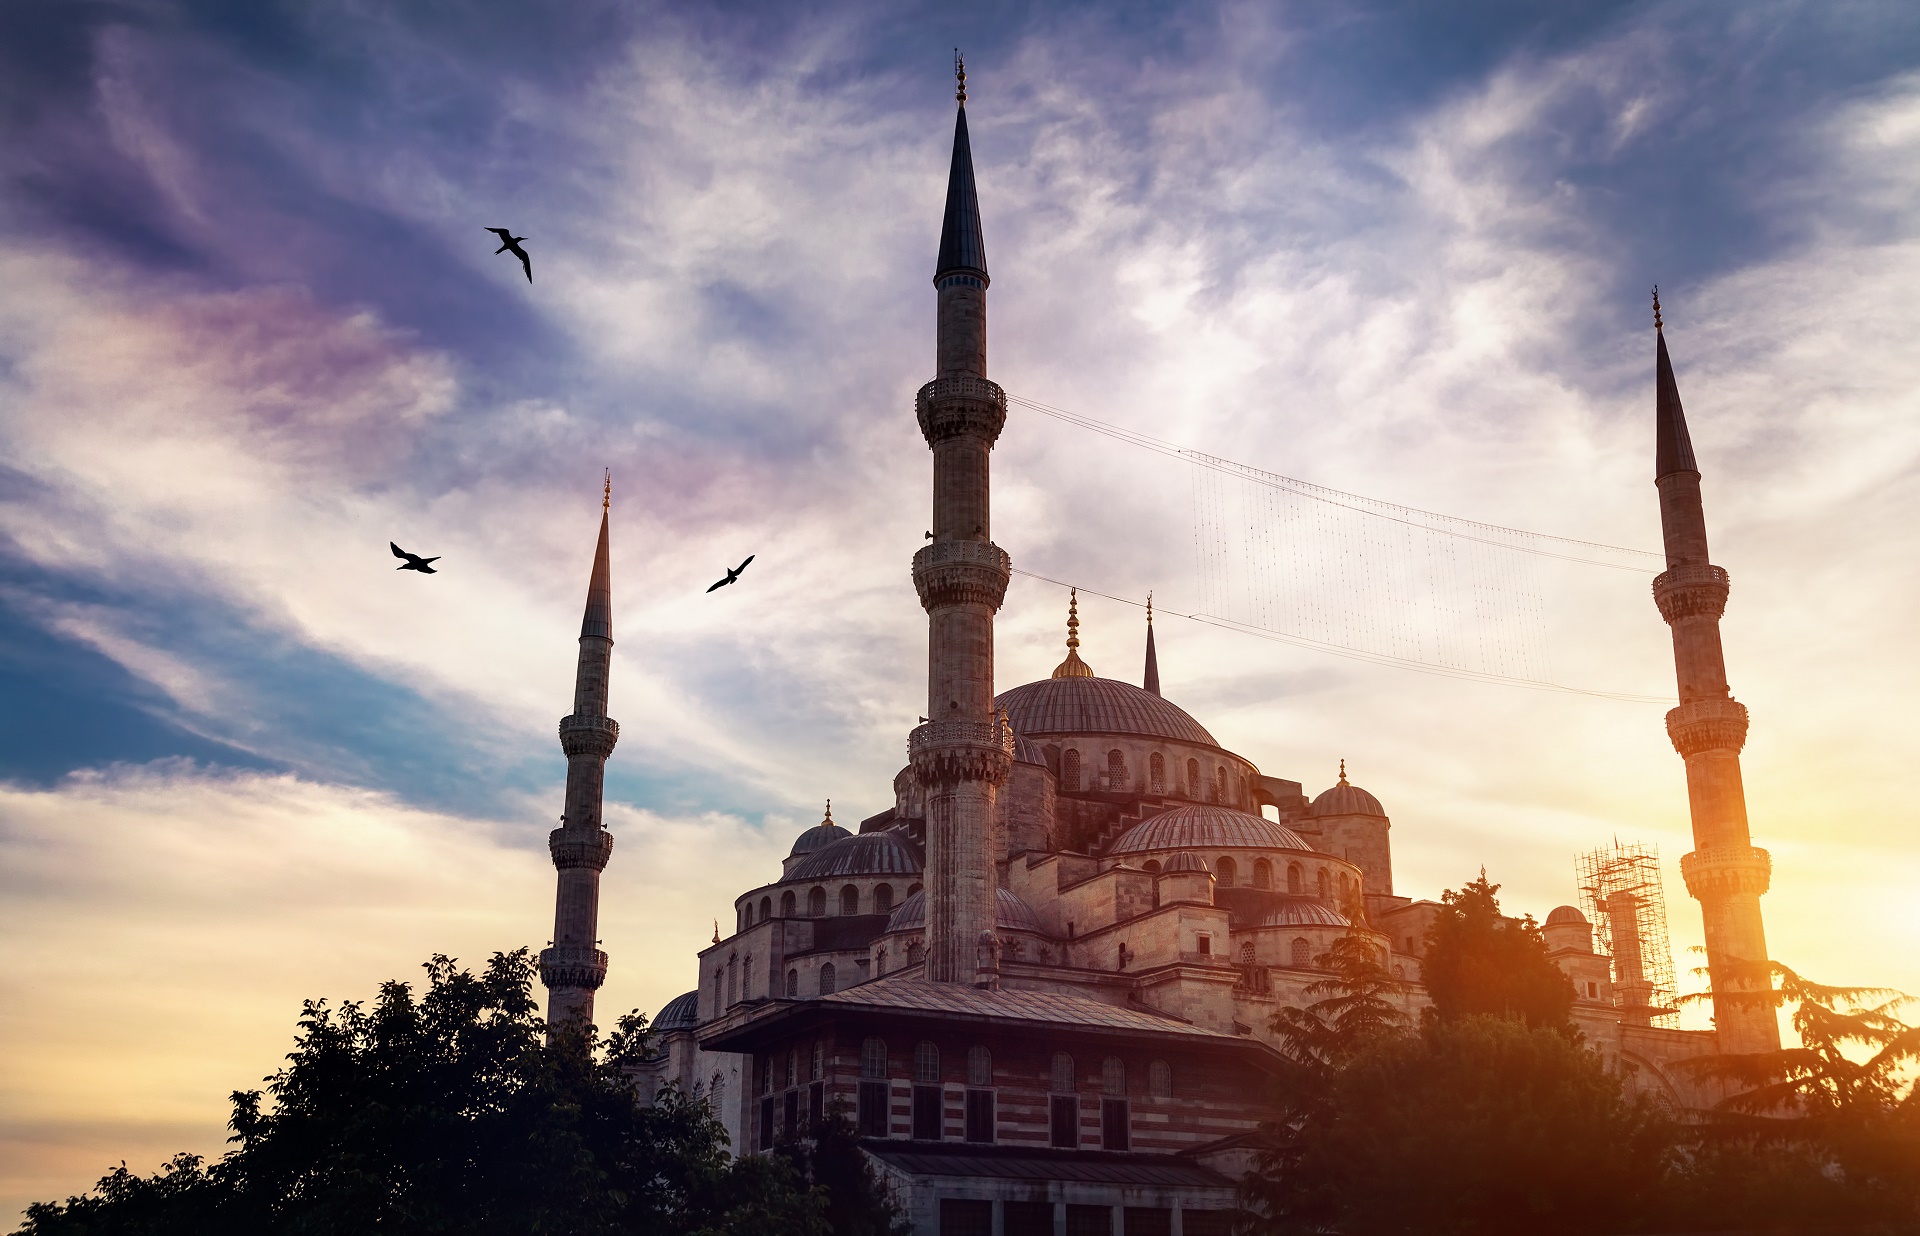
[
  {"xmin": 1546, "ymin": 905, "xmax": 1589, "ymax": 926},
  {"xmin": 1257, "ymin": 899, "xmax": 1351, "ymax": 928},
  {"xmin": 1308, "ymin": 777, "xmax": 1385, "ymax": 818},
  {"xmin": 1161, "ymin": 851, "xmax": 1209, "ymax": 874},
  {"xmin": 787, "ymin": 830, "xmax": 923, "ymax": 881},
  {"xmin": 1011, "ymin": 731, "xmax": 1048, "ymax": 766},
  {"xmin": 789, "ymin": 815, "xmax": 852, "ymax": 858},
  {"xmin": 1111, "ymin": 805, "xmax": 1312, "ymax": 855},
  {"xmin": 996, "ymin": 677, "xmax": 1217, "ymax": 746},
  {"xmin": 654, "ymin": 990, "xmax": 701, "ymax": 1031},
  {"xmin": 885, "ymin": 887, "xmax": 1043, "ymax": 935}
]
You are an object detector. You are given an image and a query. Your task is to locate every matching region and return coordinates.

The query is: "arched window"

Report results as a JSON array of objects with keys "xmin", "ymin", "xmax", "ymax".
[
  {"xmin": 819, "ymin": 964, "xmax": 837, "ymax": 995},
  {"xmin": 1253, "ymin": 859, "xmax": 1272, "ymax": 889},
  {"xmin": 1287, "ymin": 863, "xmax": 1303, "ymax": 894},
  {"xmin": 785, "ymin": 1048, "xmax": 798, "ymax": 1088},
  {"xmin": 1148, "ymin": 1060, "xmax": 1173, "ymax": 1099},
  {"xmin": 1317, "ymin": 869, "xmax": 1331, "ymax": 899},
  {"xmin": 874, "ymin": 883, "xmax": 894, "ymax": 914},
  {"xmin": 1214, "ymin": 766, "xmax": 1227, "ymax": 802},
  {"xmin": 1062, "ymin": 749, "xmax": 1081, "ymax": 791},
  {"xmin": 1107, "ymin": 749, "xmax": 1126, "ymax": 791},
  {"xmin": 712, "ymin": 969, "xmax": 724, "ymax": 1017},
  {"xmin": 1339, "ymin": 873, "xmax": 1353, "ymax": 903},
  {"xmin": 808, "ymin": 886, "xmax": 827, "ymax": 916},
  {"xmin": 1291, "ymin": 937, "xmax": 1311, "ymax": 968},
  {"xmin": 786, "ymin": 968, "xmax": 798, "ymax": 997},
  {"xmin": 840, "ymin": 885, "xmax": 860, "ymax": 916},
  {"xmin": 861, "ymin": 1037, "xmax": 888, "ymax": 1078},
  {"xmin": 914, "ymin": 1042, "xmax": 941, "ymax": 1083},
  {"xmin": 742, "ymin": 955, "xmax": 753, "ymax": 1000},
  {"xmin": 811, "ymin": 1041, "xmax": 824, "ymax": 1081},
  {"xmin": 1215, "ymin": 856, "xmax": 1237, "ymax": 886},
  {"xmin": 1102, "ymin": 1056, "xmax": 1127, "ymax": 1096},
  {"xmin": 759, "ymin": 895, "xmax": 771, "ymax": 922},
  {"xmin": 780, "ymin": 890, "xmax": 796, "ymax": 917},
  {"xmin": 739, "ymin": 905, "xmax": 749, "ymax": 932},
  {"xmin": 1050, "ymin": 1052, "xmax": 1075, "ymax": 1093},
  {"xmin": 968, "ymin": 1045, "xmax": 992, "ymax": 1087},
  {"xmin": 1150, "ymin": 752, "xmax": 1165, "ymax": 794},
  {"xmin": 727, "ymin": 955, "xmax": 738, "ymax": 1004},
  {"xmin": 1240, "ymin": 941, "xmax": 1256, "ymax": 964},
  {"xmin": 907, "ymin": 941, "xmax": 924, "ymax": 966},
  {"xmin": 1143, "ymin": 859, "xmax": 1162, "ymax": 875},
  {"xmin": 875, "ymin": 948, "xmax": 888, "ymax": 976},
  {"xmin": 1186, "ymin": 758, "xmax": 1200, "ymax": 797},
  {"xmin": 710, "ymin": 1072, "xmax": 725, "ymax": 1109},
  {"xmin": 908, "ymin": 882, "xmax": 923, "ymax": 897}
]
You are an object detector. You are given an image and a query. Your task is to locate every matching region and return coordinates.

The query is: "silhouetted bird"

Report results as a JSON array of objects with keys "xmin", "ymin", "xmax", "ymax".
[
  {"xmin": 706, "ymin": 555, "xmax": 755, "ymax": 592},
  {"xmin": 486, "ymin": 228, "xmax": 531, "ymax": 281},
  {"xmin": 391, "ymin": 542, "xmax": 441, "ymax": 574}
]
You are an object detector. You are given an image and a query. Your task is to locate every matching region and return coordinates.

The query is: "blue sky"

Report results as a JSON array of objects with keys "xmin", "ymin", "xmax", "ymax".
[{"xmin": 4, "ymin": 0, "xmax": 1920, "ymax": 1218}]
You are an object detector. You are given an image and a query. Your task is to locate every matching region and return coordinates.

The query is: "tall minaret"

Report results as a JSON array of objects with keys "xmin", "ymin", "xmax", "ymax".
[
  {"xmin": 911, "ymin": 54, "xmax": 1013, "ymax": 985},
  {"xmin": 540, "ymin": 476, "xmax": 620, "ymax": 1026},
  {"xmin": 1650, "ymin": 293, "xmax": 1779, "ymax": 1053}
]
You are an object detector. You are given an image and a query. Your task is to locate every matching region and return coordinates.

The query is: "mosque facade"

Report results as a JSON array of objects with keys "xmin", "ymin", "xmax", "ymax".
[{"xmin": 543, "ymin": 68, "xmax": 1775, "ymax": 1236}]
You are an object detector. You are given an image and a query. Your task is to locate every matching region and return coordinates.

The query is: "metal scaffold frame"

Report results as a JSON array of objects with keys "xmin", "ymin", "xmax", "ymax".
[{"xmin": 1577, "ymin": 841, "xmax": 1680, "ymax": 1028}]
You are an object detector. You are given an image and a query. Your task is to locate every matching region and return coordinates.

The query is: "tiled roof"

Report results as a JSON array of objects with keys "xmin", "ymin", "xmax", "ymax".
[
  {"xmin": 884, "ymin": 887, "xmax": 1043, "ymax": 935},
  {"xmin": 1111, "ymin": 805, "xmax": 1312, "ymax": 855},
  {"xmin": 817, "ymin": 973, "xmax": 1241, "ymax": 1042},
  {"xmin": 996, "ymin": 676, "xmax": 1217, "ymax": 746},
  {"xmin": 863, "ymin": 1141, "xmax": 1234, "ymax": 1189}
]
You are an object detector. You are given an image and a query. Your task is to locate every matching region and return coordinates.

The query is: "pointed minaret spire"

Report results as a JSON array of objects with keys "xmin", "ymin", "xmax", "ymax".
[
  {"xmin": 1648, "ymin": 299, "xmax": 1779, "ymax": 1054},
  {"xmin": 540, "ymin": 483, "xmax": 621, "ymax": 1029},
  {"xmin": 913, "ymin": 57, "xmax": 1012, "ymax": 983},
  {"xmin": 1142, "ymin": 593, "xmax": 1161, "ymax": 695},
  {"xmin": 1051, "ymin": 588, "xmax": 1094, "ymax": 679}
]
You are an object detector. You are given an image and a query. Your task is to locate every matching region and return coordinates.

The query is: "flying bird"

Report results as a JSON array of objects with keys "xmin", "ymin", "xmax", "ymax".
[
  {"xmin": 706, "ymin": 555, "xmax": 755, "ymax": 592},
  {"xmin": 485, "ymin": 227, "xmax": 531, "ymax": 281},
  {"xmin": 391, "ymin": 542, "xmax": 441, "ymax": 574}
]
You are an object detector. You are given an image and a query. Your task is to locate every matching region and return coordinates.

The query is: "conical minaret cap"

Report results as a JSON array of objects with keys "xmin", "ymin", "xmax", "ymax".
[
  {"xmin": 934, "ymin": 100, "xmax": 988, "ymax": 281},
  {"xmin": 1653, "ymin": 289, "xmax": 1697, "ymax": 480},
  {"xmin": 580, "ymin": 507, "xmax": 612, "ymax": 641},
  {"xmin": 1142, "ymin": 594, "xmax": 1161, "ymax": 696}
]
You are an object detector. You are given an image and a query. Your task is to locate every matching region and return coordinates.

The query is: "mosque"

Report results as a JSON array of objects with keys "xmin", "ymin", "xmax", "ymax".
[{"xmin": 535, "ymin": 63, "xmax": 1780, "ymax": 1236}]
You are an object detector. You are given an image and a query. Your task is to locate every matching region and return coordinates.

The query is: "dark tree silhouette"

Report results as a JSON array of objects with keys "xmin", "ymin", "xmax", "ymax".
[{"xmin": 1420, "ymin": 872, "xmax": 1575, "ymax": 1033}]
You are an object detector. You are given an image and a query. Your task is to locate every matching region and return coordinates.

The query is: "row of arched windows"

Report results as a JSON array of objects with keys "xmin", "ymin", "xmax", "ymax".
[
  {"xmin": 1137, "ymin": 855, "xmax": 1359, "ymax": 898},
  {"xmin": 1057, "ymin": 747, "xmax": 1245, "ymax": 806},
  {"xmin": 853, "ymin": 1039, "xmax": 1174, "ymax": 1099},
  {"xmin": 740, "ymin": 881, "xmax": 918, "ymax": 931}
]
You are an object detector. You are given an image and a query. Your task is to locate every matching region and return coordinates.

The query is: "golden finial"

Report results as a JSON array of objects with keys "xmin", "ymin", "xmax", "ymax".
[
  {"xmin": 1338, "ymin": 758, "xmax": 1348, "ymax": 786},
  {"xmin": 1146, "ymin": 591, "xmax": 1154, "ymax": 625},
  {"xmin": 955, "ymin": 49, "xmax": 967, "ymax": 105},
  {"xmin": 712, "ymin": 919, "xmax": 720, "ymax": 945},
  {"xmin": 1652, "ymin": 285, "xmax": 1663, "ymax": 333},
  {"xmin": 1051, "ymin": 588, "xmax": 1095, "ymax": 678},
  {"xmin": 603, "ymin": 469, "xmax": 611, "ymax": 511},
  {"xmin": 824, "ymin": 799, "xmax": 832, "ymax": 825}
]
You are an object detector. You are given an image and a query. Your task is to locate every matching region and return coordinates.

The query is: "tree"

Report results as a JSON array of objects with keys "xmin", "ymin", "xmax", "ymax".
[
  {"xmin": 17, "ymin": 950, "xmax": 826, "ymax": 1236},
  {"xmin": 773, "ymin": 1103, "xmax": 910, "ymax": 1236},
  {"xmin": 1420, "ymin": 872, "xmax": 1574, "ymax": 1033}
]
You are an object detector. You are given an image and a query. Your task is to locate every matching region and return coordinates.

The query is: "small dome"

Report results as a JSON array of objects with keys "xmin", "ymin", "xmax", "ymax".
[
  {"xmin": 787, "ymin": 829, "xmax": 923, "ymax": 881},
  {"xmin": 654, "ymin": 990, "xmax": 701, "ymax": 1031},
  {"xmin": 1161, "ymin": 851, "xmax": 1210, "ymax": 874},
  {"xmin": 996, "ymin": 677, "xmax": 1217, "ymax": 747},
  {"xmin": 1546, "ymin": 905, "xmax": 1589, "ymax": 926},
  {"xmin": 1308, "ymin": 763, "xmax": 1385, "ymax": 818},
  {"xmin": 885, "ymin": 887, "xmax": 1043, "ymax": 935},
  {"xmin": 1110, "ymin": 805, "xmax": 1313, "ymax": 856},
  {"xmin": 1257, "ymin": 899, "xmax": 1351, "ymax": 928},
  {"xmin": 1012, "ymin": 731, "xmax": 1048, "ymax": 766},
  {"xmin": 789, "ymin": 802, "xmax": 851, "ymax": 857}
]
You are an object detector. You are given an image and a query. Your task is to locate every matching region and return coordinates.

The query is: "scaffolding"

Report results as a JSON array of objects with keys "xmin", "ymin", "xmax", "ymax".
[{"xmin": 1576, "ymin": 842, "xmax": 1679, "ymax": 1029}]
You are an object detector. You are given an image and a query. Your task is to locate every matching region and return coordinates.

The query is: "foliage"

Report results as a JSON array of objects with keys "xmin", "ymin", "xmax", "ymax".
[
  {"xmin": 773, "ymin": 1104, "xmax": 911, "ymax": 1236},
  {"xmin": 1420, "ymin": 873, "xmax": 1574, "ymax": 1033},
  {"xmin": 16, "ymin": 950, "xmax": 827, "ymax": 1236}
]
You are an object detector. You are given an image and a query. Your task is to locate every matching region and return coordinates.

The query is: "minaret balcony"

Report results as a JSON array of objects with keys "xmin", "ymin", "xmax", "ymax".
[
  {"xmin": 559, "ymin": 713, "xmax": 621, "ymax": 758},
  {"xmin": 548, "ymin": 826, "xmax": 615, "ymax": 871},
  {"xmin": 538, "ymin": 944, "xmax": 610, "ymax": 991},
  {"xmin": 916, "ymin": 375, "xmax": 1007, "ymax": 444},
  {"xmin": 1664, "ymin": 696, "xmax": 1749, "ymax": 757},
  {"xmin": 909, "ymin": 719, "xmax": 1014, "ymax": 788},
  {"xmin": 913, "ymin": 539, "xmax": 1011, "ymax": 610},
  {"xmin": 1680, "ymin": 844, "xmax": 1772, "ymax": 901},
  {"xmin": 1652, "ymin": 563, "xmax": 1730, "ymax": 624}
]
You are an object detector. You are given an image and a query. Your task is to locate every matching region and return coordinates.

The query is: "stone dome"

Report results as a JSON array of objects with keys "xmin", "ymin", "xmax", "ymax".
[
  {"xmin": 789, "ymin": 807, "xmax": 852, "ymax": 858},
  {"xmin": 1257, "ymin": 899, "xmax": 1352, "ymax": 928},
  {"xmin": 1011, "ymin": 731, "xmax": 1048, "ymax": 766},
  {"xmin": 1161, "ymin": 851, "xmax": 1210, "ymax": 874},
  {"xmin": 1546, "ymin": 905, "xmax": 1588, "ymax": 926},
  {"xmin": 1110, "ymin": 805, "xmax": 1313, "ymax": 856},
  {"xmin": 885, "ymin": 887, "xmax": 1043, "ymax": 935},
  {"xmin": 654, "ymin": 989, "xmax": 701, "ymax": 1031},
  {"xmin": 996, "ymin": 676, "xmax": 1217, "ymax": 747},
  {"xmin": 1308, "ymin": 768, "xmax": 1385, "ymax": 818},
  {"xmin": 787, "ymin": 829, "xmax": 923, "ymax": 881}
]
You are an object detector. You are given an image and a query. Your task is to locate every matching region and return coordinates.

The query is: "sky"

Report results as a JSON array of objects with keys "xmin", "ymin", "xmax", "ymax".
[{"xmin": 4, "ymin": 0, "xmax": 1920, "ymax": 1218}]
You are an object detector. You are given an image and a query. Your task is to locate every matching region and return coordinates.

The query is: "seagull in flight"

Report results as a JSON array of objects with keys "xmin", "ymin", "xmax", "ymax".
[
  {"xmin": 706, "ymin": 555, "xmax": 755, "ymax": 592},
  {"xmin": 391, "ymin": 542, "xmax": 441, "ymax": 574},
  {"xmin": 485, "ymin": 227, "xmax": 531, "ymax": 282}
]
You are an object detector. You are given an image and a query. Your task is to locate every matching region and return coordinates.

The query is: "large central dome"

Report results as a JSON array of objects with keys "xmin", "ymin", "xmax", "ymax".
[{"xmin": 995, "ymin": 676, "xmax": 1217, "ymax": 746}]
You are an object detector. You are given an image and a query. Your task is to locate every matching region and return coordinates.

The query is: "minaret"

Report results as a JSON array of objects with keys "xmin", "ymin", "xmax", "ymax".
[
  {"xmin": 540, "ymin": 476, "xmax": 620, "ymax": 1026},
  {"xmin": 1143, "ymin": 594, "xmax": 1161, "ymax": 695},
  {"xmin": 1649, "ymin": 293, "xmax": 1780, "ymax": 1053},
  {"xmin": 911, "ymin": 54, "xmax": 1014, "ymax": 984}
]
